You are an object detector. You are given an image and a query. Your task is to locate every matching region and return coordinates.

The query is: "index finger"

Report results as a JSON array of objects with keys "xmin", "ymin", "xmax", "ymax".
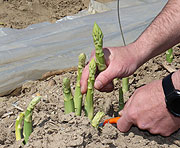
[
  {"xmin": 117, "ymin": 114, "xmax": 133, "ymax": 132},
  {"xmin": 80, "ymin": 64, "xmax": 89, "ymax": 94},
  {"xmin": 117, "ymin": 98, "xmax": 133, "ymax": 132},
  {"xmin": 80, "ymin": 50, "xmax": 96, "ymax": 94}
]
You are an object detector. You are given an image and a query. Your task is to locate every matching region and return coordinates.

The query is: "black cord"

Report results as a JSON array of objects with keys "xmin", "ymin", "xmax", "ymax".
[{"xmin": 117, "ymin": 0, "xmax": 126, "ymax": 46}]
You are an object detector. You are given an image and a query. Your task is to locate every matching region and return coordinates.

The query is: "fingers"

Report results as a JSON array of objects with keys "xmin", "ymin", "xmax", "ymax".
[
  {"xmin": 117, "ymin": 113, "xmax": 133, "ymax": 132},
  {"xmin": 80, "ymin": 65, "xmax": 89, "ymax": 94},
  {"xmin": 99, "ymin": 82, "xmax": 114, "ymax": 92},
  {"xmin": 81, "ymin": 65, "xmax": 115, "ymax": 93},
  {"xmin": 117, "ymin": 98, "xmax": 133, "ymax": 132},
  {"xmin": 94, "ymin": 65, "xmax": 116, "ymax": 90},
  {"xmin": 81, "ymin": 50, "xmax": 96, "ymax": 94}
]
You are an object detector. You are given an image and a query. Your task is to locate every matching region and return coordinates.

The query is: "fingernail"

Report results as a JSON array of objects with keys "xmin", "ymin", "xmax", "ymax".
[
  {"xmin": 95, "ymin": 80, "xmax": 103, "ymax": 89},
  {"xmin": 119, "ymin": 110, "xmax": 123, "ymax": 116}
]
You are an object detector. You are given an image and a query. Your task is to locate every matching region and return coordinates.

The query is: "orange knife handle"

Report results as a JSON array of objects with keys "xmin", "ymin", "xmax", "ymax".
[
  {"xmin": 108, "ymin": 117, "xmax": 120, "ymax": 124},
  {"xmin": 103, "ymin": 117, "xmax": 120, "ymax": 126}
]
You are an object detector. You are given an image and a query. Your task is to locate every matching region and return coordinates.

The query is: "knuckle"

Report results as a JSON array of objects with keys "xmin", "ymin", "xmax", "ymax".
[
  {"xmin": 137, "ymin": 123, "xmax": 147, "ymax": 130},
  {"xmin": 160, "ymin": 130, "xmax": 172, "ymax": 137},
  {"xmin": 126, "ymin": 108, "xmax": 137, "ymax": 122},
  {"xmin": 149, "ymin": 128, "xmax": 173, "ymax": 136},
  {"xmin": 149, "ymin": 128, "xmax": 159, "ymax": 135},
  {"xmin": 99, "ymin": 73, "xmax": 112, "ymax": 85}
]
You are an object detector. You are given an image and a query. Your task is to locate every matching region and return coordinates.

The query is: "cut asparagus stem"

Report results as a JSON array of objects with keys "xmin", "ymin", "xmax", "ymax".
[
  {"xmin": 91, "ymin": 111, "xmax": 105, "ymax": 128},
  {"xmin": 166, "ymin": 48, "xmax": 173, "ymax": 63},
  {"xmin": 93, "ymin": 22, "xmax": 107, "ymax": 72},
  {"xmin": 119, "ymin": 87, "xmax": 124, "ymax": 111},
  {"xmin": 85, "ymin": 58, "xmax": 96, "ymax": 121},
  {"xmin": 117, "ymin": 2, "xmax": 130, "ymax": 92},
  {"xmin": 122, "ymin": 77, "xmax": 129, "ymax": 93},
  {"xmin": 23, "ymin": 96, "xmax": 41, "ymax": 144},
  {"xmin": 15, "ymin": 112, "xmax": 25, "ymax": 141},
  {"xmin": 63, "ymin": 77, "xmax": 75, "ymax": 114},
  {"xmin": 74, "ymin": 53, "xmax": 86, "ymax": 116}
]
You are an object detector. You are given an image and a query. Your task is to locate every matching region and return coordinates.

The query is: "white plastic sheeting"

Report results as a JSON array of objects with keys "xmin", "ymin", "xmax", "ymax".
[{"xmin": 0, "ymin": 0, "xmax": 168, "ymax": 96}]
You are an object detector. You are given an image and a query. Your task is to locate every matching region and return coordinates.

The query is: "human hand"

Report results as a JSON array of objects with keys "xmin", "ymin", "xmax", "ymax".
[
  {"xmin": 117, "ymin": 79, "xmax": 180, "ymax": 136},
  {"xmin": 80, "ymin": 44, "xmax": 140, "ymax": 93}
]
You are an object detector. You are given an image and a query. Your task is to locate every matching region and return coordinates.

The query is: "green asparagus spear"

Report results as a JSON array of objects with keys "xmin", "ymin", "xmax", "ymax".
[
  {"xmin": 166, "ymin": 48, "xmax": 173, "ymax": 63},
  {"xmin": 91, "ymin": 111, "xmax": 105, "ymax": 128},
  {"xmin": 23, "ymin": 96, "xmax": 41, "ymax": 144},
  {"xmin": 93, "ymin": 22, "xmax": 107, "ymax": 72},
  {"xmin": 15, "ymin": 112, "xmax": 25, "ymax": 141},
  {"xmin": 122, "ymin": 77, "xmax": 129, "ymax": 93},
  {"xmin": 63, "ymin": 77, "xmax": 75, "ymax": 114},
  {"xmin": 74, "ymin": 53, "xmax": 86, "ymax": 116},
  {"xmin": 85, "ymin": 58, "xmax": 96, "ymax": 121}
]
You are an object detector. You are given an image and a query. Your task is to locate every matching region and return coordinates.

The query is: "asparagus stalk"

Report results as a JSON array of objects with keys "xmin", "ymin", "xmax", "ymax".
[
  {"xmin": 91, "ymin": 111, "xmax": 105, "ymax": 128},
  {"xmin": 119, "ymin": 87, "xmax": 124, "ymax": 111},
  {"xmin": 85, "ymin": 58, "xmax": 96, "ymax": 121},
  {"xmin": 23, "ymin": 95, "xmax": 41, "ymax": 144},
  {"xmin": 117, "ymin": 0, "xmax": 129, "ymax": 92},
  {"xmin": 122, "ymin": 77, "xmax": 129, "ymax": 93},
  {"xmin": 63, "ymin": 77, "xmax": 75, "ymax": 114},
  {"xmin": 93, "ymin": 22, "xmax": 107, "ymax": 72},
  {"xmin": 15, "ymin": 112, "xmax": 25, "ymax": 141},
  {"xmin": 166, "ymin": 48, "xmax": 173, "ymax": 63},
  {"xmin": 74, "ymin": 53, "xmax": 86, "ymax": 116}
]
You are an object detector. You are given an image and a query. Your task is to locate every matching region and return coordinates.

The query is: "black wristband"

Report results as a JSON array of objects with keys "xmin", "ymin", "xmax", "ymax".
[
  {"xmin": 162, "ymin": 72, "xmax": 180, "ymax": 117},
  {"xmin": 162, "ymin": 72, "xmax": 174, "ymax": 97}
]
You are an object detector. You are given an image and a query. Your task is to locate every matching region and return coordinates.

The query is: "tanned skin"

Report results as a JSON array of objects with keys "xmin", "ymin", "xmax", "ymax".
[{"xmin": 81, "ymin": 0, "xmax": 180, "ymax": 136}]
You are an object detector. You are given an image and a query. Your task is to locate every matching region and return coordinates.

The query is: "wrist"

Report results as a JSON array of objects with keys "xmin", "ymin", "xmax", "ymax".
[
  {"xmin": 124, "ymin": 43, "xmax": 142, "ymax": 70},
  {"xmin": 128, "ymin": 41, "xmax": 151, "ymax": 68}
]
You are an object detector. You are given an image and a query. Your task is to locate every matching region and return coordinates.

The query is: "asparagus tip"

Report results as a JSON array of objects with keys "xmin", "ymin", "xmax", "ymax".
[
  {"xmin": 78, "ymin": 53, "xmax": 86, "ymax": 68},
  {"xmin": 63, "ymin": 77, "xmax": 71, "ymax": 89}
]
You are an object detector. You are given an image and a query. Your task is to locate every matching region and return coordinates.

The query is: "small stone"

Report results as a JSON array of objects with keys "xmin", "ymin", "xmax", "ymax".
[
  {"xmin": 151, "ymin": 140, "xmax": 156, "ymax": 145},
  {"xmin": 128, "ymin": 132, "xmax": 135, "ymax": 138},
  {"xmin": 48, "ymin": 79, "xmax": 56, "ymax": 87}
]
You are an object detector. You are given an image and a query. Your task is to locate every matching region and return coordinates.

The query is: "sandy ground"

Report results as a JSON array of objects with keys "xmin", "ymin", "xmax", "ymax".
[
  {"xmin": 0, "ymin": 0, "xmax": 89, "ymax": 29},
  {"xmin": 0, "ymin": 0, "xmax": 114, "ymax": 29},
  {"xmin": 0, "ymin": 46, "xmax": 180, "ymax": 148}
]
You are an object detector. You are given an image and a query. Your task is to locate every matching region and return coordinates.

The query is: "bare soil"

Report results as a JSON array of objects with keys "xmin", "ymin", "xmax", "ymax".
[
  {"xmin": 0, "ymin": 46, "xmax": 180, "ymax": 148},
  {"xmin": 0, "ymin": 0, "xmax": 89, "ymax": 29},
  {"xmin": 0, "ymin": 0, "xmax": 114, "ymax": 29}
]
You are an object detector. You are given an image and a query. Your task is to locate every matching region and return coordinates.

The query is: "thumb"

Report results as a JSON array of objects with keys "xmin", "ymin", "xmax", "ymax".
[
  {"xmin": 94, "ymin": 65, "xmax": 116, "ymax": 90},
  {"xmin": 117, "ymin": 114, "xmax": 133, "ymax": 132}
]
